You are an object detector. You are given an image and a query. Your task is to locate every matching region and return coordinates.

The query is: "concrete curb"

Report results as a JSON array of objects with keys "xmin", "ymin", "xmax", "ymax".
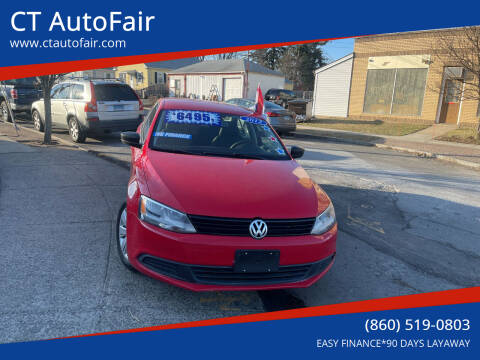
[
  {"xmin": 293, "ymin": 131, "xmax": 374, "ymax": 147},
  {"xmin": 373, "ymin": 144, "xmax": 480, "ymax": 170},
  {"xmin": 297, "ymin": 127, "xmax": 480, "ymax": 171},
  {"xmin": 13, "ymin": 123, "xmax": 131, "ymax": 170},
  {"xmin": 374, "ymin": 144, "xmax": 435, "ymax": 158}
]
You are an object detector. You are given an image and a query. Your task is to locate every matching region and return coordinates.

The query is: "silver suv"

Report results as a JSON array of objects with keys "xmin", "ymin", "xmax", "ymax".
[{"xmin": 31, "ymin": 79, "xmax": 143, "ymax": 142}]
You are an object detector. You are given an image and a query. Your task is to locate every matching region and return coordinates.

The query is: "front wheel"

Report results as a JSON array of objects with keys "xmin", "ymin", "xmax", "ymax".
[
  {"xmin": 68, "ymin": 117, "xmax": 86, "ymax": 143},
  {"xmin": 32, "ymin": 110, "xmax": 44, "ymax": 132},
  {"xmin": 1, "ymin": 100, "xmax": 12, "ymax": 122},
  {"xmin": 116, "ymin": 203, "xmax": 136, "ymax": 271}
]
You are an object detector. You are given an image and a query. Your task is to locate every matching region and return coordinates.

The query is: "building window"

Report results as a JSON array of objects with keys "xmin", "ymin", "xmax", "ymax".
[
  {"xmin": 363, "ymin": 68, "xmax": 428, "ymax": 116},
  {"xmin": 174, "ymin": 79, "xmax": 181, "ymax": 97},
  {"xmin": 363, "ymin": 69, "xmax": 396, "ymax": 115},
  {"xmin": 155, "ymin": 72, "xmax": 158, "ymax": 84}
]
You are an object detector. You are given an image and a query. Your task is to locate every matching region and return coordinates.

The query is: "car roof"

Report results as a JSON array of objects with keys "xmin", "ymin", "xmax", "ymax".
[
  {"xmin": 57, "ymin": 79, "xmax": 126, "ymax": 85},
  {"xmin": 159, "ymin": 98, "xmax": 257, "ymax": 117}
]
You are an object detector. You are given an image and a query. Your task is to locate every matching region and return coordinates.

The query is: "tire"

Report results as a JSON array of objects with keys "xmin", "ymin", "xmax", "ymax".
[
  {"xmin": 116, "ymin": 202, "xmax": 136, "ymax": 272},
  {"xmin": 32, "ymin": 110, "xmax": 44, "ymax": 132},
  {"xmin": 1, "ymin": 100, "xmax": 12, "ymax": 123},
  {"xmin": 68, "ymin": 117, "xmax": 86, "ymax": 143}
]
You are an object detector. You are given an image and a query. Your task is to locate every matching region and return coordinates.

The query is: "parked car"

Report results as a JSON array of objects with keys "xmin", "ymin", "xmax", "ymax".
[
  {"xmin": 1, "ymin": 78, "xmax": 41, "ymax": 122},
  {"xmin": 225, "ymin": 98, "xmax": 296, "ymax": 135},
  {"xmin": 117, "ymin": 98, "xmax": 337, "ymax": 291},
  {"xmin": 264, "ymin": 88, "xmax": 296, "ymax": 108},
  {"xmin": 31, "ymin": 79, "xmax": 143, "ymax": 142}
]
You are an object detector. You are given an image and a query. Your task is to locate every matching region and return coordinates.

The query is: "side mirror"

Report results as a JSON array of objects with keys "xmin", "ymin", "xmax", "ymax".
[
  {"xmin": 121, "ymin": 131, "xmax": 141, "ymax": 148},
  {"xmin": 290, "ymin": 145, "xmax": 304, "ymax": 159}
]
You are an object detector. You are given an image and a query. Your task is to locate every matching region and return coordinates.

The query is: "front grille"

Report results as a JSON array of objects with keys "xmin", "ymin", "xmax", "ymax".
[
  {"xmin": 139, "ymin": 254, "xmax": 335, "ymax": 286},
  {"xmin": 188, "ymin": 215, "xmax": 315, "ymax": 237}
]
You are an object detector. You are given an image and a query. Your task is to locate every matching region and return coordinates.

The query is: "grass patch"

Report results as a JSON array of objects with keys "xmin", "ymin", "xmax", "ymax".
[
  {"xmin": 435, "ymin": 128, "xmax": 480, "ymax": 145},
  {"xmin": 301, "ymin": 119, "xmax": 430, "ymax": 136}
]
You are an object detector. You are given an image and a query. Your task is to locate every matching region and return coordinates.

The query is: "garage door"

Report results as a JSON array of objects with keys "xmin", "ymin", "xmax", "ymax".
[
  {"xmin": 313, "ymin": 55, "xmax": 353, "ymax": 117},
  {"xmin": 222, "ymin": 78, "xmax": 243, "ymax": 101}
]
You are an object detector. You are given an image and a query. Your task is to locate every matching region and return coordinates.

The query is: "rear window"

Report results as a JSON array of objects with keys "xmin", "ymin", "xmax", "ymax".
[
  {"xmin": 265, "ymin": 101, "xmax": 285, "ymax": 110},
  {"xmin": 94, "ymin": 84, "xmax": 138, "ymax": 101}
]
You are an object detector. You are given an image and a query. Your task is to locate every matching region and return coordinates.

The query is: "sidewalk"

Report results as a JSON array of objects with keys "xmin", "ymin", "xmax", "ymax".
[
  {"xmin": 0, "ymin": 126, "xmax": 130, "ymax": 341},
  {"xmin": 296, "ymin": 124, "xmax": 480, "ymax": 170}
]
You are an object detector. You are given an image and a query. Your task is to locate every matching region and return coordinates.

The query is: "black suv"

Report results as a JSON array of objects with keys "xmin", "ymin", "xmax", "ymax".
[
  {"xmin": 1, "ymin": 78, "xmax": 41, "ymax": 122},
  {"xmin": 264, "ymin": 88, "xmax": 296, "ymax": 108}
]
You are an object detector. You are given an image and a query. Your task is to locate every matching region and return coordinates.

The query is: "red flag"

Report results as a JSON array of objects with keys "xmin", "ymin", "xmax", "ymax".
[{"xmin": 253, "ymin": 84, "xmax": 264, "ymax": 116}]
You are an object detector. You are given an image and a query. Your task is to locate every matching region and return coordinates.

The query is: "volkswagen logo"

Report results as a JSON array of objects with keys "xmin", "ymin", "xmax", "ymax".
[{"xmin": 249, "ymin": 219, "xmax": 268, "ymax": 239}]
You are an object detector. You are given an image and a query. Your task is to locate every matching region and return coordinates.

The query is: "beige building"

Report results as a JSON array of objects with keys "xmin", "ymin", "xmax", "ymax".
[
  {"xmin": 115, "ymin": 59, "xmax": 199, "ymax": 91},
  {"xmin": 348, "ymin": 29, "xmax": 480, "ymax": 127}
]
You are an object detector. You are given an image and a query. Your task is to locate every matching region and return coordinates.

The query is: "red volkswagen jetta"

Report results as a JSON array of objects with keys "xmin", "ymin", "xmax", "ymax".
[{"xmin": 118, "ymin": 98, "xmax": 337, "ymax": 291}]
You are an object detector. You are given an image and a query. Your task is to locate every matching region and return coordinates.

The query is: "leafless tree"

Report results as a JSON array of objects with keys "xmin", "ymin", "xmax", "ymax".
[
  {"xmin": 37, "ymin": 74, "xmax": 65, "ymax": 144},
  {"xmin": 435, "ymin": 26, "xmax": 480, "ymax": 136},
  {"xmin": 197, "ymin": 52, "xmax": 248, "ymax": 62}
]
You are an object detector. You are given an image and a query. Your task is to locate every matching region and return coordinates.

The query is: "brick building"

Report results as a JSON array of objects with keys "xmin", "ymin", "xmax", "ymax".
[{"xmin": 314, "ymin": 28, "xmax": 480, "ymax": 127}]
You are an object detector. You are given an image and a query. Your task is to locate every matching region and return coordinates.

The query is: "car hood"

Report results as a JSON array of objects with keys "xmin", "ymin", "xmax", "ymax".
[{"xmin": 142, "ymin": 150, "xmax": 331, "ymax": 219}]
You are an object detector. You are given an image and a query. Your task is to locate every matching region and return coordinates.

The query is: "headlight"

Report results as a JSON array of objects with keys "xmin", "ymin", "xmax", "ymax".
[
  {"xmin": 139, "ymin": 195, "xmax": 196, "ymax": 233},
  {"xmin": 311, "ymin": 203, "xmax": 336, "ymax": 234}
]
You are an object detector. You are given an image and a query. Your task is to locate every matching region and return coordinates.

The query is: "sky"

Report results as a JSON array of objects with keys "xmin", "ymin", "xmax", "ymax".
[{"xmin": 322, "ymin": 38, "xmax": 354, "ymax": 63}]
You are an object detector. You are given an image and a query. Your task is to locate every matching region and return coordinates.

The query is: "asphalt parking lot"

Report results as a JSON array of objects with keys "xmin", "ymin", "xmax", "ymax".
[{"xmin": 1, "ymin": 116, "xmax": 479, "ymax": 342}]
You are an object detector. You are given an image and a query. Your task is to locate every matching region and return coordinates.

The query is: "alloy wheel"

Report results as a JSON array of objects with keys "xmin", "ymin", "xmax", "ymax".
[
  {"xmin": 118, "ymin": 206, "xmax": 128, "ymax": 260},
  {"xmin": 33, "ymin": 111, "xmax": 41, "ymax": 131},
  {"xmin": 69, "ymin": 119, "xmax": 79, "ymax": 141},
  {"xmin": 1, "ymin": 103, "xmax": 7, "ymax": 122}
]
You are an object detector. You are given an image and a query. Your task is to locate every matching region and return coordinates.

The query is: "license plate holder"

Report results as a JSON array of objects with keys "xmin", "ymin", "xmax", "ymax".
[
  {"xmin": 113, "ymin": 105, "xmax": 124, "ymax": 111},
  {"xmin": 234, "ymin": 250, "xmax": 280, "ymax": 273}
]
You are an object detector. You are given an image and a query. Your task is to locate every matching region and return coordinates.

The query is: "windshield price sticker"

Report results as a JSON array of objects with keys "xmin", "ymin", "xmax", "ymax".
[
  {"xmin": 166, "ymin": 110, "xmax": 221, "ymax": 126},
  {"xmin": 155, "ymin": 131, "xmax": 192, "ymax": 139},
  {"xmin": 241, "ymin": 116, "xmax": 267, "ymax": 125}
]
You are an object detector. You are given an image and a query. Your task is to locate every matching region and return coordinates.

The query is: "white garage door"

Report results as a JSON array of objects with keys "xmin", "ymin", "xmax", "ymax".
[
  {"xmin": 313, "ymin": 55, "xmax": 353, "ymax": 118},
  {"xmin": 222, "ymin": 78, "xmax": 243, "ymax": 101}
]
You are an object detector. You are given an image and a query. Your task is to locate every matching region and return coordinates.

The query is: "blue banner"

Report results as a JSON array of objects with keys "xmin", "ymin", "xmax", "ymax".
[
  {"xmin": 1, "ymin": 302, "xmax": 477, "ymax": 359},
  {"xmin": 1, "ymin": 1, "xmax": 480, "ymax": 67}
]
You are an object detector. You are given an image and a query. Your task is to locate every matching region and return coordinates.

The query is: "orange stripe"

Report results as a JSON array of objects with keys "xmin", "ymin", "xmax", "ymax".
[
  {"xmin": 0, "ymin": 36, "xmax": 362, "ymax": 81},
  {"xmin": 54, "ymin": 286, "xmax": 479, "ymax": 340}
]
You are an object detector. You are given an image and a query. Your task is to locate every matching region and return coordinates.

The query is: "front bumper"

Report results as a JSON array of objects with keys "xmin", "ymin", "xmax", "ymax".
[{"xmin": 127, "ymin": 211, "xmax": 337, "ymax": 291}]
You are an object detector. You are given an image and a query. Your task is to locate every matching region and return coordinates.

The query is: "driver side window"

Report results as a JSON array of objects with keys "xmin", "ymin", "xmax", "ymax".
[
  {"xmin": 50, "ymin": 85, "xmax": 63, "ymax": 99},
  {"xmin": 140, "ymin": 102, "xmax": 158, "ymax": 144}
]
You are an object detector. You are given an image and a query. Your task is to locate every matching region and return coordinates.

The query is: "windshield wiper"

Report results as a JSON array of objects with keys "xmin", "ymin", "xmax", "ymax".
[
  {"xmin": 152, "ymin": 147, "xmax": 267, "ymax": 160},
  {"xmin": 201, "ymin": 152, "xmax": 267, "ymax": 160},
  {"xmin": 230, "ymin": 153, "xmax": 267, "ymax": 160},
  {"xmin": 152, "ymin": 148, "xmax": 201, "ymax": 156}
]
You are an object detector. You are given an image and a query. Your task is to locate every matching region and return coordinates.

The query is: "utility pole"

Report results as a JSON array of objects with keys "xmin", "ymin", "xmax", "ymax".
[{"xmin": 245, "ymin": 50, "xmax": 250, "ymax": 98}]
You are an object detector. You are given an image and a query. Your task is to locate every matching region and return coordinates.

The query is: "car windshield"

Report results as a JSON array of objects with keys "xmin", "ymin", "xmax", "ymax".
[{"xmin": 149, "ymin": 109, "xmax": 289, "ymax": 160}]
